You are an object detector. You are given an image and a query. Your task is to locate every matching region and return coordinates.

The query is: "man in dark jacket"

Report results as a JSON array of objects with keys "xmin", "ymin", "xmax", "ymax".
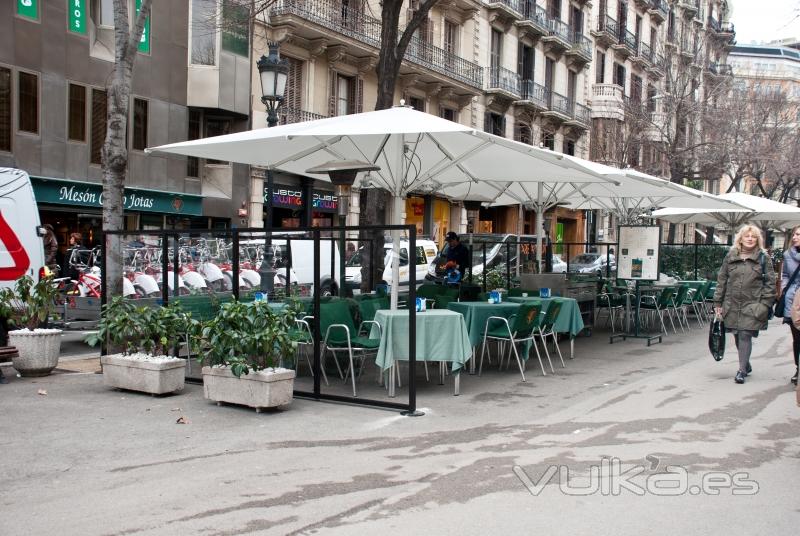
[{"xmin": 445, "ymin": 232, "xmax": 470, "ymax": 273}]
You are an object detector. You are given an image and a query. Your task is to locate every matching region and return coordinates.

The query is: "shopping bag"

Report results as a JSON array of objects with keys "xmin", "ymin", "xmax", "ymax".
[
  {"xmin": 791, "ymin": 291, "xmax": 800, "ymax": 330},
  {"xmin": 708, "ymin": 313, "xmax": 725, "ymax": 362}
]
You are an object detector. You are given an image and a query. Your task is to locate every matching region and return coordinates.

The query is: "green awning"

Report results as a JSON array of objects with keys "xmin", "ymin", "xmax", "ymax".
[{"xmin": 31, "ymin": 176, "xmax": 203, "ymax": 216}]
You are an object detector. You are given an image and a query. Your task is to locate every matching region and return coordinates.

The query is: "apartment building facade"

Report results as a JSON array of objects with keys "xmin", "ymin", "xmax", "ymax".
[
  {"xmin": 248, "ymin": 0, "xmax": 594, "ymax": 246},
  {"xmin": 587, "ymin": 0, "xmax": 735, "ymax": 243},
  {"xmin": 0, "ymin": 0, "xmax": 251, "ymax": 263}
]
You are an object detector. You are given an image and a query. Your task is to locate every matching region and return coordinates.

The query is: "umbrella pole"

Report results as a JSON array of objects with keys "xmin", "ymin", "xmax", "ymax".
[
  {"xmin": 536, "ymin": 182, "xmax": 544, "ymax": 273},
  {"xmin": 390, "ymin": 195, "xmax": 403, "ymax": 310}
]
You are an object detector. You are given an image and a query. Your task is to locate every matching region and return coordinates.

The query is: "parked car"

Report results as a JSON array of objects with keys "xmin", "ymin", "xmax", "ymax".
[
  {"xmin": 550, "ymin": 254, "xmax": 568, "ymax": 273},
  {"xmin": 345, "ymin": 239, "xmax": 438, "ymax": 292},
  {"xmin": 568, "ymin": 252, "xmax": 616, "ymax": 275},
  {"xmin": 426, "ymin": 233, "xmax": 542, "ymax": 283}
]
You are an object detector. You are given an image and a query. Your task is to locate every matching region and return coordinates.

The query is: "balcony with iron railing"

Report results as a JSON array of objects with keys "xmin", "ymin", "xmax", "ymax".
[
  {"xmin": 487, "ymin": 65, "xmax": 522, "ymax": 98},
  {"xmin": 279, "ymin": 106, "xmax": 327, "ymax": 125},
  {"xmin": 707, "ymin": 16, "xmax": 720, "ymax": 32},
  {"xmin": 269, "ymin": 0, "xmax": 484, "ymax": 90},
  {"xmin": 543, "ymin": 17, "xmax": 572, "ymax": 53},
  {"xmin": 648, "ymin": 0, "xmax": 668, "ymax": 22},
  {"xmin": 647, "ymin": 52, "xmax": 666, "ymax": 77},
  {"xmin": 677, "ymin": 0, "xmax": 699, "ymax": 15},
  {"xmin": 484, "ymin": 0, "xmax": 523, "ymax": 19},
  {"xmin": 592, "ymin": 14, "xmax": 619, "ymax": 47},
  {"xmin": 706, "ymin": 62, "xmax": 733, "ymax": 77},
  {"xmin": 516, "ymin": 2, "xmax": 550, "ymax": 39},
  {"xmin": 567, "ymin": 31, "xmax": 592, "ymax": 63},
  {"xmin": 639, "ymin": 41, "xmax": 654, "ymax": 64},
  {"xmin": 546, "ymin": 90, "xmax": 571, "ymax": 120},
  {"xmin": 517, "ymin": 79, "xmax": 550, "ymax": 110},
  {"xmin": 568, "ymin": 100, "xmax": 591, "ymax": 127}
]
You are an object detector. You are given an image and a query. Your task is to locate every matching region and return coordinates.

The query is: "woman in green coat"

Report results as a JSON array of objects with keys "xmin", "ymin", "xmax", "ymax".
[{"xmin": 713, "ymin": 224, "xmax": 776, "ymax": 384}]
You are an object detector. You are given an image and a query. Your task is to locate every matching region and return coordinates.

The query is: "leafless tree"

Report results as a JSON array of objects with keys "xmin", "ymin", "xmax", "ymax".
[{"xmin": 103, "ymin": 0, "xmax": 151, "ymax": 296}]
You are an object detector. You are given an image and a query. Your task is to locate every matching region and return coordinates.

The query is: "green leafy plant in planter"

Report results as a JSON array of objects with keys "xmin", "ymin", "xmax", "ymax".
[
  {"xmin": 86, "ymin": 297, "xmax": 196, "ymax": 356},
  {"xmin": 85, "ymin": 297, "xmax": 196, "ymax": 395},
  {"xmin": 0, "ymin": 275, "xmax": 60, "ymax": 331},
  {"xmin": 0, "ymin": 275, "xmax": 63, "ymax": 377},
  {"xmin": 199, "ymin": 300, "xmax": 298, "ymax": 377}
]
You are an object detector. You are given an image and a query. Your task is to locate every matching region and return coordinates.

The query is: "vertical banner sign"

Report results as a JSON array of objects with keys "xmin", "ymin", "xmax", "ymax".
[
  {"xmin": 135, "ymin": 0, "xmax": 151, "ymax": 54},
  {"xmin": 17, "ymin": 0, "xmax": 38, "ymax": 20},
  {"xmin": 68, "ymin": 0, "xmax": 87, "ymax": 35}
]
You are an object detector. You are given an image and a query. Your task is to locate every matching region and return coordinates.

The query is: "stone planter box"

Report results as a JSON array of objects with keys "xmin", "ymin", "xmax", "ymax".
[
  {"xmin": 101, "ymin": 355, "xmax": 185, "ymax": 395},
  {"xmin": 9, "ymin": 329, "xmax": 62, "ymax": 377},
  {"xmin": 202, "ymin": 366, "xmax": 295, "ymax": 412}
]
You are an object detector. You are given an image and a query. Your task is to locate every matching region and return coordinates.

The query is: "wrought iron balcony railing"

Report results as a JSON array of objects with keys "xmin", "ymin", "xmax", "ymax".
[
  {"xmin": 571, "ymin": 31, "xmax": 592, "ymax": 58},
  {"xmin": 270, "ymin": 0, "xmax": 484, "ymax": 89},
  {"xmin": 523, "ymin": 1, "xmax": 549, "ymax": 30},
  {"xmin": 279, "ymin": 106, "xmax": 327, "ymax": 125},
  {"xmin": 640, "ymin": 41, "xmax": 654, "ymax": 62},
  {"xmin": 707, "ymin": 16, "xmax": 720, "ymax": 32},
  {"xmin": 484, "ymin": 0, "xmax": 523, "ymax": 14},
  {"xmin": 520, "ymin": 79, "xmax": 550, "ymax": 108},
  {"xmin": 622, "ymin": 29, "xmax": 637, "ymax": 52},
  {"xmin": 650, "ymin": 0, "xmax": 668, "ymax": 16},
  {"xmin": 600, "ymin": 14, "xmax": 619, "ymax": 36},
  {"xmin": 547, "ymin": 17, "xmax": 571, "ymax": 44},
  {"xmin": 488, "ymin": 66, "xmax": 521, "ymax": 95},
  {"xmin": 572, "ymin": 101, "xmax": 591, "ymax": 124},
  {"xmin": 550, "ymin": 91, "xmax": 570, "ymax": 116}
]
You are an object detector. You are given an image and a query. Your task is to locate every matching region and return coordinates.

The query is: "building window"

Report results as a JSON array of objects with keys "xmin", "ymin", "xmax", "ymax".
[
  {"xmin": 596, "ymin": 51, "xmax": 605, "ymax": 83},
  {"xmin": 132, "ymin": 98, "xmax": 148, "ymax": 150},
  {"xmin": 515, "ymin": 123, "xmax": 532, "ymax": 145},
  {"xmin": 0, "ymin": 67, "xmax": 10, "ymax": 152},
  {"xmin": 444, "ymin": 20, "xmax": 459, "ymax": 56},
  {"xmin": 68, "ymin": 83, "xmax": 87, "ymax": 142},
  {"xmin": 191, "ymin": 0, "xmax": 217, "ymax": 65},
  {"xmin": 564, "ymin": 139, "xmax": 576, "ymax": 156},
  {"xmin": 18, "ymin": 71, "xmax": 38, "ymax": 134},
  {"xmin": 440, "ymin": 107, "xmax": 457, "ymax": 122},
  {"xmin": 408, "ymin": 96, "xmax": 425, "ymax": 112},
  {"xmin": 613, "ymin": 62, "xmax": 626, "ymax": 91},
  {"xmin": 90, "ymin": 88, "xmax": 107, "ymax": 165},
  {"xmin": 337, "ymin": 75, "xmax": 352, "ymax": 116},
  {"xmin": 490, "ymin": 29, "xmax": 502, "ymax": 70},
  {"xmin": 221, "ymin": 0, "xmax": 249, "ymax": 57},
  {"xmin": 91, "ymin": 0, "xmax": 115, "ymax": 27},
  {"xmin": 485, "ymin": 112, "xmax": 505, "ymax": 137},
  {"xmin": 187, "ymin": 109, "xmax": 201, "ymax": 177},
  {"xmin": 542, "ymin": 130, "xmax": 555, "ymax": 150}
]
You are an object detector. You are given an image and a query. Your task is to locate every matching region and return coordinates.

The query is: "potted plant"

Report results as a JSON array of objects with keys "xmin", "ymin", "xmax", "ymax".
[
  {"xmin": 198, "ymin": 299, "xmax": 298, "ymax": 412},
  {"xmin": 0, "ymin": 275, "xmax": 62, "ymax": 377},
  {"xmin": 86, "ymin": 297, "xmax": 193, "ymax": 395}
]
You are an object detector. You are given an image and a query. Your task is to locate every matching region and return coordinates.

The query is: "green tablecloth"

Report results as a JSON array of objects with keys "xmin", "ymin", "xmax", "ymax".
[
  {"xmin": 506, "ymin": 296, "xmax": 585, "ymax": 337},
  {"xmin": 371, "ymin": 309, "xmax": 472, "ymax": 372},
  {"xmin": 447, "ymin": 302, "xmax": 521, "ymax": 347}
]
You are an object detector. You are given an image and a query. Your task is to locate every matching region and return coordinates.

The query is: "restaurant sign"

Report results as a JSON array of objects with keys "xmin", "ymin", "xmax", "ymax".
[
  {"xmin": 17, "ymin": 0, "xmax": 38, "ymax": 20},
  {"xmin": 264, "ymin": 187, "xmax": 338, "ymax": 213},
  {"xmin": 32, "ymin": 177, "xmax": 203, "ymax": 216},
  {"xmin": 68, "ymin": 0, "xmax": 86, "ymax": 34}
]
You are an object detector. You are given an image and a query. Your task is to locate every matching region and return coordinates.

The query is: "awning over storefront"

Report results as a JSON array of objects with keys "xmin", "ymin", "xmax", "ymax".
[{"xmin": 31, "ymin": 177, "xmax": 203, "ymax": 216}]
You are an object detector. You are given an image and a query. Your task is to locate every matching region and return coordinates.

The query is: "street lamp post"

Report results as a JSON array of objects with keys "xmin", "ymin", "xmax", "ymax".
[
  {"xmin": 306, "ymin": 160, "xmax": 380, "ymax": 298},
  {"xmin": 257, "ymin": 42, "xmax": 289, "ymax": 296}
]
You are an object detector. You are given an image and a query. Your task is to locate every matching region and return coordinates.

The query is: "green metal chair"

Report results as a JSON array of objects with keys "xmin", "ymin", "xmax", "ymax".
[
  {"xmin": 479, "ymin": 302, "xmax": 544, "ymax": 381},
  {"xmin": 669, "ymin": 284, "xmax": 691, "ymax": 332},
  {"xmin": 535, "ymin": 300, "xmax": 565, "ymax": 371},
  {"xmin": 317, "ymin": 300, "xmax": 381, "ymax": 397},
  {"xmin": 358, "ymin": 296, "xmax": 389, "ymax": 323},
  {"xmin": 289, "ymin": 316, "xmax": 329, "ymax": 386},
  {"xmin": 416, "ymin": 284, "xmax": 444, "ymax": 302},
  {"xmin": 639, "ymin": 287, "xmax": 677, "ymax": 335}
]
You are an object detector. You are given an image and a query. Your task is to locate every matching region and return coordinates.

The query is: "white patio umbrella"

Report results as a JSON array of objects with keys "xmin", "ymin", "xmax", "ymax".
[
  {"xmin": 563, "ymin": 171, "xmax": 749, "ymax": 222},
  {"xmin": 652, "ymin": 192, "xmax": 800, "ymax": 231},
  {"xmin": 148, "ymin": 105, "xmax": 617, "ymax": 307}
]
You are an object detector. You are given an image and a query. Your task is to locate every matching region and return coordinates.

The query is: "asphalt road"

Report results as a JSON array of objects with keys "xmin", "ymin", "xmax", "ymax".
[{"xmin": 1, "ymin": 319, "xmax": 799, "ymax": 535}]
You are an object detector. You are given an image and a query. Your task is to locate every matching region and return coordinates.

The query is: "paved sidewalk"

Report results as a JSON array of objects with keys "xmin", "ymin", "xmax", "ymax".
[{"xmin": 1, "ymin": 320, "xmax": 798, "ymax": 535}]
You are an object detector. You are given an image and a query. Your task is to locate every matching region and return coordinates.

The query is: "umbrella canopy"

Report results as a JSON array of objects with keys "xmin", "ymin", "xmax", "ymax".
[
  {"xmin": 652, "ymin": 192, "xmax": 800, "ymax": 230},
  {"xmin": 148, "ymin": 105, "xmax": 617, "ymax": 306}
]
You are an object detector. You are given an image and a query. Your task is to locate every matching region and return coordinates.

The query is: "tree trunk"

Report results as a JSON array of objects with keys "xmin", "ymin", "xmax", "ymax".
[{"xmin": 103, "ymin": 0, "xmax": 151, "ymax": 297}]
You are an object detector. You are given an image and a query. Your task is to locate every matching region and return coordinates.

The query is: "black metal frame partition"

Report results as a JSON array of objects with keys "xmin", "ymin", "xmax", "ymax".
[{"xmin": 101, "ymin": 225, "xmax": 419, "ymax": 415}]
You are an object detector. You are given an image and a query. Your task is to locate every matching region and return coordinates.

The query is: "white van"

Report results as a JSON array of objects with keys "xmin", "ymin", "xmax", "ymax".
[
  {"xmin": 345, "ymin": 239, "xmax": 438, "ymax": 292},
  {"xmin": 0, "ymin": 168, "xmax": 46, "ymax": 289}
]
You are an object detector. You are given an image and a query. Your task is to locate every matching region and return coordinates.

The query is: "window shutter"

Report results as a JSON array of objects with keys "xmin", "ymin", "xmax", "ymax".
[
  {"xmin": 355, "ymin": 77, "xmax": 364, "ymax": 114},
  {"xmin": 286, "ymin": 57, "xmax": 303, "ymax": 112},
  {"xmin": 484, "ymin": 111, "xmax": 491, "ymax": 132},
  {"xmin": 500, "ymin": 116, "xmax": 507, "ymax": 138},
  {"xmin": 518, "ymin": 42, "xmax": 524, "ymax": 79},
  {"xmin": 328, "ymin": 69, "xmax": 337, "ymax": 117},
  {"xmin": 347, "ymin": 76, "xmax": 357, "ymax": 114}
]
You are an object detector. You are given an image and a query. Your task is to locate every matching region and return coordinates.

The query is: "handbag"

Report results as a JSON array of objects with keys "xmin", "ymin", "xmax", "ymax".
[
  {"xmin": 775, "ymin": 258, "xmax": 800, "ymax": 318},
  {"xmin": 791, "ymin": 290, "xmax": 800, "ymax": 329},
  {"xmin": 708, "ymin": 312, "xmax": 725, "ymax": 362}
]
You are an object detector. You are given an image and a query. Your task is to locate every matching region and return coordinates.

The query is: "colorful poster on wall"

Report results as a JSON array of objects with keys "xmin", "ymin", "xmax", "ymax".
[
  {"xmin": 135, "ymin": 0, "xmax": 150, "ymax": 54},
  {"xmin": 17, "ymin": 0, "xmax": 38, "ymax": 20},
  {"xmin": 68, "ymin": 0, "xmax": 87, "ymax": 35}
]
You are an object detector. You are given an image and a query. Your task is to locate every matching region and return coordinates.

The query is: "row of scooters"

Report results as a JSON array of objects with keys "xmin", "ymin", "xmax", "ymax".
[{"xmin": 60, "ymin": 239, "xmax": 297, "ymax": 299}]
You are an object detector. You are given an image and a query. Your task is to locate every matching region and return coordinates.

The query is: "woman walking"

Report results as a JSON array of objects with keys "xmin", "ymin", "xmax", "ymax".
[
  {"xmin": 781, "ymin": 226, "xmax": 800, "ymax": 386},
  {"xmin": 713, "ymin": 224, "xmax": 776, "ymax": 384}
]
